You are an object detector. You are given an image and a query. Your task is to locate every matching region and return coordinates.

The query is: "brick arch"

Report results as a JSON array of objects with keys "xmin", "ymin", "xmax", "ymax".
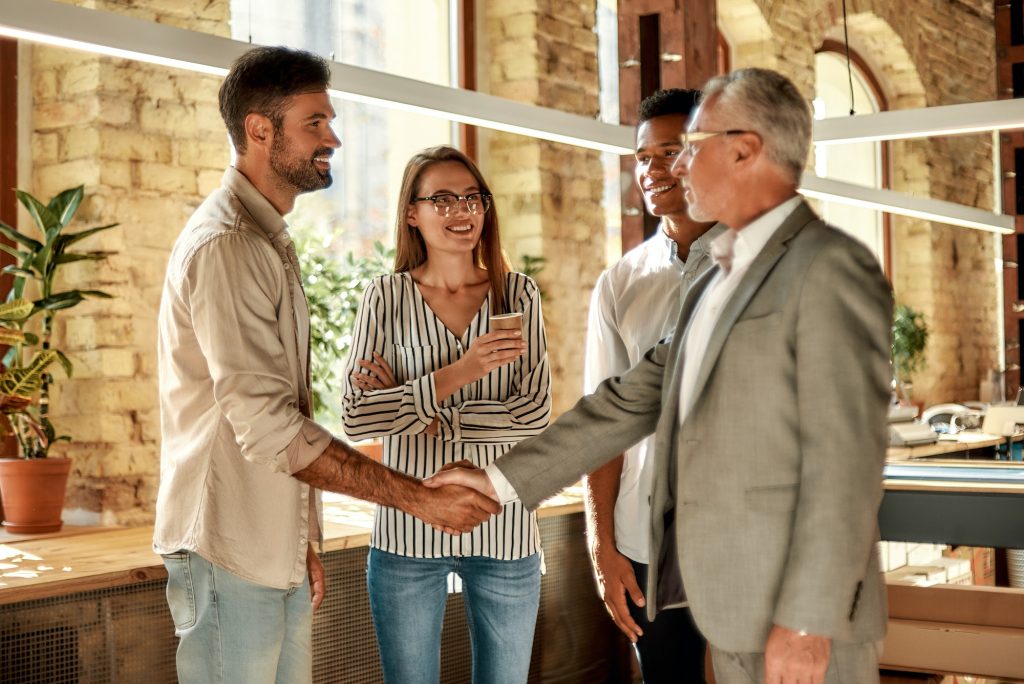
[
  {"xmin": 812, "ymin": 7, "xmax": 998, "ymax": 404},
  {"xmin": 716, "ymin": 0, "xmax": 776, "ymax": 71}
]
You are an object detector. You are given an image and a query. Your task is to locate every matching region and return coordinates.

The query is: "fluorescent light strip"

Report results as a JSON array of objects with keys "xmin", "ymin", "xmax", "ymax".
[
  {"xmin": 1, "ymin": 0, "xmax": 1015, "ymax": 233},
  {"xmin": 0, "ymin": 0, "xmax": 635, "ymax": 154},
  {"xmin": 799, "ymin": 175, "xmax": 1015, "ymax": 234},
  {"xmin": 813, "ymin": 99, "xmax": 1024, "ymax": 145}
]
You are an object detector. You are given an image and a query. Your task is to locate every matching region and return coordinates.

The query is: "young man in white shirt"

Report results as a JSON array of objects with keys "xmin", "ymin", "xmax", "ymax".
[{"xmin": 583, "ymin": 89, "xmax": 719, "ymax": 682}]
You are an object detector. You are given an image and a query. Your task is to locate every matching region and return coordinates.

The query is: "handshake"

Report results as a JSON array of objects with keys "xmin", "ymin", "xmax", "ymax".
[{"xmin": 416, "ymin": 461, "xmax": 503, "ymax": 536}]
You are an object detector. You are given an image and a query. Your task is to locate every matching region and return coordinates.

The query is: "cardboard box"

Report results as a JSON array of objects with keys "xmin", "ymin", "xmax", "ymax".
[
  {"xmin": 906, "ymin": 543, "xmax": 945, "ymax": 566},
  {"xmin": 929, "ymin": 556, "xmax": 972, "ymax": 584},
  {"xmin": 882, "ymin": 619, "xmax": 1024, "ymax": 679},
  {"xmin": 886, "ymin": 565, "xmax": 946, "ymax": 587},
  {"xmin": 881, "ymin": 541, "xmax": 909, "ymax": 571},
  {"xmin": 943, "ymin": 546, "xmax": 995, "ymax": 586}
]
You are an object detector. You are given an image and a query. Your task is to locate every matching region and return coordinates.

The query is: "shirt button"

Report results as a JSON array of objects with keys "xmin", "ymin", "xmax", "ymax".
[
  {"xmin": 284, "ymin": 262, "xmax": 290, "ymax": 270},
  {"xmin": 299, "ymin": 537, "xmax": 307, "ymax": 545}
]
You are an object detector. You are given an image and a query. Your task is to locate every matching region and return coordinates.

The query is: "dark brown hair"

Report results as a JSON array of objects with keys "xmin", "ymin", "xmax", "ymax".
[
  {"xmin": 393, "ymin": 146, "xmax": 512, "ymax": 313},
  {"xmin": 218, "ymin": 46, "xmax": 331, "ymax": 154}
]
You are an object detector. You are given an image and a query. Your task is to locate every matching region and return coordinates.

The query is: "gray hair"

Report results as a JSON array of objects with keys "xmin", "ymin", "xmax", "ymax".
[{"xmin": 699, "ymin": 68, "xmax": 811, "ymax": 182}]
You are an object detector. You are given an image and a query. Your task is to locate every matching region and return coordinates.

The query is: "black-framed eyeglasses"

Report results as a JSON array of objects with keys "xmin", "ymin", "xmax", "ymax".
[
  {"xmin": 412, "ymin": 192, "xmax": 493, "ymax": 217},
  {"xmin": 680, "ymin": 129, "xmax": 755, "ymax": 156}
]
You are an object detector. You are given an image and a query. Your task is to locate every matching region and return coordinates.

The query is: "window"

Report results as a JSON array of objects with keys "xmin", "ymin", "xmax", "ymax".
[
  {"xmin": 230, "ymin": 0, "xmax": 454, "ymax": 254},
  {"xmin": 813, "ymin": 49, "xmax": 888, "ymax": 267}
]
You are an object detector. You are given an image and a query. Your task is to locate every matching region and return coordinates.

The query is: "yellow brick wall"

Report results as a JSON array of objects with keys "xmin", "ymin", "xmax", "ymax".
[
  {"xmin": 723, "ymin": 0, "xmax": 998, "ymax": 406},
  {"xmin": 31, "ymin": 0, "xmax": 230, "ymax": 525},
  {"xmin": 483, "ymin": 0, "xmax": 605, "ymax": 417}
]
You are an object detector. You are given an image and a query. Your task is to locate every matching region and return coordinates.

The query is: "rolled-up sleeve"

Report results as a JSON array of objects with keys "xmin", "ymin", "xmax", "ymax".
[{"xmin": 185, "ymin": 234, "xmax": 310, "ymax": 473}]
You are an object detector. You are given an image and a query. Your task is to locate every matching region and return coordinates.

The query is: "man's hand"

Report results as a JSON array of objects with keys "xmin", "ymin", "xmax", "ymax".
[
  {"xmin": 424, "ymin": 464, "xmax": 498, "ymax": 501},
  {"xmin": 306, "ymin": 543, "xmax": 325, "ymax": 613},
  {"xmin": 764, "ymin": 624, "xmax": 831, "ymax": 684},
  {"xmin": 590, "ymin": 539, "xmax": 645, "ymax": 642},
  {"xmin": 589, "ymin": 540, "xmax": 643, "ymax": 643},
  {"xmin": 411, "ymin": 481, "xmax": 501, "ymax": 536}
]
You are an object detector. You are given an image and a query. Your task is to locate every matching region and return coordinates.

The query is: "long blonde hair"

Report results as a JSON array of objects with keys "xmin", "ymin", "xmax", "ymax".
[{"xmin": 393, "ymin": 146, "xmax": 512, "ymax": 313}]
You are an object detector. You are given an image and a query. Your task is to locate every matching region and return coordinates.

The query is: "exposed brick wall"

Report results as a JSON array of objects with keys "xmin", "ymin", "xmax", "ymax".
[
  {"xmin": 483, "ymin": 0, "xmax": 604, "ymax": 417},
  {"xmin": 722, "ymin": 0, "xmax": 998, "ymax": 406},
  {"xmin": 31, "ymin": 0, "xmax": 229, "ymax": 525}
]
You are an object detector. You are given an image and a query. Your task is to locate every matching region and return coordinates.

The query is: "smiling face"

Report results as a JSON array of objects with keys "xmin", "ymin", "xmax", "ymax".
[
  {"xmin": 671, "ymin": 98, "xmax": 733, "ymax": 225},
  {"xmin": 635, "ymin": 113, "xmax": 689, "ymax": 218},
  {"xmin": 407, "ymin": 161, "xmax": 486, "ymax": 258},
  {"xmin": 269, "ymin": 91, "xmax": 340, "ymax": 194}
]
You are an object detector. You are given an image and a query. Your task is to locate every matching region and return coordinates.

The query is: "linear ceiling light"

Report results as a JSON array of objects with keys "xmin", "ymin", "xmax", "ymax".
[
  {"xmin": 813, "ymin": 99, "xmax": 1024, "ymax": 145},
  {"xmin": 0, "ymin": 0, "xmax": 636, "ymax": 154},
  {"xmin": 799, "ymin": 175, "xmax": 1015, "ymax": 234},
  {"xmin": 0, "ymin": 0, "xmax": 1016, "ymax": 235}
]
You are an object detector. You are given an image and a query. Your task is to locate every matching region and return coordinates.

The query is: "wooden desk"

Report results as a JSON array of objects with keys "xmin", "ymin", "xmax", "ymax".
[{"xmin": 886, "ymin": 432, "xmax": 1013, "ymax": 460}]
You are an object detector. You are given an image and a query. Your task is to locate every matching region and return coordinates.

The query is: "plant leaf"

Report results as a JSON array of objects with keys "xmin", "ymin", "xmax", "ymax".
[
  {"xmin": 15, "ymin": 189, "xmax": 59, "ymax": 231},
  {"xmin": 54, "ymin": 252, "xmax": 112, "ymax": 265},
  {"xmin": 2, "ymin": 266, "xmax": 39, "ymax": 280},
  {"xmin": 0, "ymin": 350, "xmax": 58, "ymax": 399},
  {"xmin": 47, "ymin": 186, "xmax": 84, "ymax": 228},
  {"xmin": 0, "ymin": 241, "xmax": 30, "ymax": 262},
  {"xmin": 0, "ymin": 330, "xmax": 25, "ymax": 345},
  {"xmin": 0, "ymin": 298, "xmax": 33, "ymax": 321},
  {"xmin": 58, "ymin": 222, "xmax": 119, "ymax": 249},
  {"xmin": 55, "ymin": 350, "xmax": 73, "ymax": 378},
  {"xmin": 0, "ymin": 221, "xmax": 43, "ymax": 252}
]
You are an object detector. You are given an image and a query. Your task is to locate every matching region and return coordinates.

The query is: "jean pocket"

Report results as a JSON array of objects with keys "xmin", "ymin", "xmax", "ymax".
[{"xmin": 163, "ymin": 551, "xmax": 197, "ymax": 630}]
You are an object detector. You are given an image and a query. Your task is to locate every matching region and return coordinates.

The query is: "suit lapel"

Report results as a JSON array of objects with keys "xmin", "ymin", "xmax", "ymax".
[{"xmin": 683, "ymin": 202, "xmax": 817, "ymax": 423}]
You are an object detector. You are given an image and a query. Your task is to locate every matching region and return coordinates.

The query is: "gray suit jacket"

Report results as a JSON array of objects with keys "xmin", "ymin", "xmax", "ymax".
[{"xmin": 498, "ymin": 201, "xmax": 892, "ymax": 652}]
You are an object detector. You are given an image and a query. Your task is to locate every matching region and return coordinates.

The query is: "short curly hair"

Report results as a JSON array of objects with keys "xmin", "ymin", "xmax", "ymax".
[
  {"xmin": 218, "ymin": 46, "xmax": 331, "ymax": 154},
  {"xmin": 637, "ymin": 89, "xmax": 701, "ymax": 123}
]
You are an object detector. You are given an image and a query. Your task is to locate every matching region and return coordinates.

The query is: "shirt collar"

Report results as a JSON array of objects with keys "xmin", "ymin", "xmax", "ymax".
[
  {"xmin": 223, "ymin": 166, "xmax": 289, "ymax": 238},
  {"xmin": 711, "ymin": 195, "xmax": 802, "ymax": 273},
  {"xmin": 659, "ymin": 221, "xmax": 727, "ymax": 267}
]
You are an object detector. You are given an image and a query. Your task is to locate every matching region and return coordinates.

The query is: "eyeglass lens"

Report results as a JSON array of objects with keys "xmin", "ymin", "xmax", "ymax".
[{"xmin": 433, "ymin": 194, "xmax": 491, "ymax": 216}]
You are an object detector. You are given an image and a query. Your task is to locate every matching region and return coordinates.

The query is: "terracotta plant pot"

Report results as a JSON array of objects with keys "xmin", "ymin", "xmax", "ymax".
[{"xmin": 0, "ymin": 457, "xmax": 72, "ymax": 534}]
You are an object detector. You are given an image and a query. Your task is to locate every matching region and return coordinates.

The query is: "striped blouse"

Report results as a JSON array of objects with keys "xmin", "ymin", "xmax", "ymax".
[{"xmin": 342, "ymin": 271, "xmax": 552, "ymax": 560}]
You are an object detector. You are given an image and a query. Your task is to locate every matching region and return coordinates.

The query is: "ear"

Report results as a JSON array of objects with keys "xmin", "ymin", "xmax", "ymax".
[
  {"xmin": 732, "ymin": 132, "xmax": 762, "ymax": 170},
  {"xmin": 243, "ymin": 113, "xmax": 273, "ymax": 152},
  {"xmin": 406, "ymin": 203, "xmax": 420, "ymax": 228}
]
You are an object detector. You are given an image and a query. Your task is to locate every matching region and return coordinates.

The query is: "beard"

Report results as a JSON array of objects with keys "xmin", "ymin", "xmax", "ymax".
[
  {"xmin": 270, "ymin": 135, "xmax": 333, "ymax": 194},
  {"xmin": 684, "ymin": 188, "xmax": 716, "ymax": 223}
]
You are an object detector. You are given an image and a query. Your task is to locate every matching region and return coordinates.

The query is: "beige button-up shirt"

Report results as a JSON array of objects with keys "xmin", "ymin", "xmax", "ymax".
[{"xmin": 154, "ymin": 167, "xmax": 333, "ymax": 589}]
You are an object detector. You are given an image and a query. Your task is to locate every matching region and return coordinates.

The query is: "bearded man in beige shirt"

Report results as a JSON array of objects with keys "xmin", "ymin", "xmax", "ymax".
[{"xmin": 153, "ymin": 46, "xmax": 500, "ymax": 684}]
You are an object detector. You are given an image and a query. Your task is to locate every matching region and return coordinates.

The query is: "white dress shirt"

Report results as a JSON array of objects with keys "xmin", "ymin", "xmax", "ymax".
[
  {"xmin": 678, "ymin": 196, "xmax": 802, "ymax": 423},
  {"xmin": 583, "ymin": 226, "xmax": 721, "ymax": 563}
]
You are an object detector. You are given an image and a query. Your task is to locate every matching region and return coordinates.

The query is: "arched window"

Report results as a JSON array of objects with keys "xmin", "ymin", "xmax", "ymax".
[{"xmin": 813, "ymin": 45, "xmax": 890, "ymax": 274}]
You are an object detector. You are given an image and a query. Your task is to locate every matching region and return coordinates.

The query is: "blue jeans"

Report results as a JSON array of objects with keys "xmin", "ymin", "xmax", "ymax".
[
  {"xmin": 367, "ymin": 548, "xmax": 542, "ymax": 684},
  {"xmin": 162, "ymin": 551, "xmax": 312, "ymax": 684}
]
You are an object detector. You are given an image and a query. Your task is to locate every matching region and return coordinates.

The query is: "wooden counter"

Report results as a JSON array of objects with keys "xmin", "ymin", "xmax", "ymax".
[
  {"xmin": 886, "ymin": 431, "xmax": 1013, "ymax": 460},
  {"xmin": 0, "ymin": 487, "xmax": 585, "ymax": 606}
]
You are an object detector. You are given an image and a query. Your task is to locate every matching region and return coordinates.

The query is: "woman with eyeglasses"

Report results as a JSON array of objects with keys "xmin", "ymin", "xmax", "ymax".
[{"xmin": 341, "ymin": 145, "xmax": 551, "ymax": 684}]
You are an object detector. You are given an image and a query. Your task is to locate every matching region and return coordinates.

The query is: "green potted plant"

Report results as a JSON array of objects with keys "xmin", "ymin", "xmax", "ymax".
[
  {"xmin": 295, "ymin": 236, "xmax": 393, "ymax": 458},
  {"xmin": 891, "ymin": 304, "xmax": 929, "ymax": 406},
  {"xmin": 0, "ymin": 185, "xmax": 117, "ymax": 533}
]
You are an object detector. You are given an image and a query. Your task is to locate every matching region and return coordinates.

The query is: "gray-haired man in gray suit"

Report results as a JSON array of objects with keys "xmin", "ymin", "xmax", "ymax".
[{"xmin": 427, "ymin": 67, "xmax": 892, "ymax": 684}]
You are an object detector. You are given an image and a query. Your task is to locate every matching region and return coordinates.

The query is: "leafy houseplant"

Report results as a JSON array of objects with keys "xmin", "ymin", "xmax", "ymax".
[
  {"xmin": 295, "ymin": 238, "xmax": 394, "ymax": 430},
  {"xmin": 0, "ymin": 186, "xmax": 117, "ymax": 533},
  {"xmin": 891, "ymin": 304, "xmax": 929, "ymax": 404}
]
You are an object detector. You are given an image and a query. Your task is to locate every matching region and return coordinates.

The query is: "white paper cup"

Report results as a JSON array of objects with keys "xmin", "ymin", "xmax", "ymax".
[{"xmin": 489, "ymin": 312, "xmax": 523, "ymax": 337}]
